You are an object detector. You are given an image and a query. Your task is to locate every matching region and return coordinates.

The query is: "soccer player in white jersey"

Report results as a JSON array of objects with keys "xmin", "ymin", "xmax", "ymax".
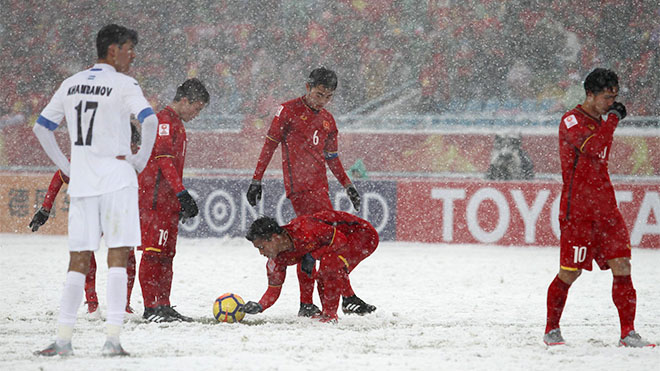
[{"xmin": 32, "ymin": 24, "xmax": 158, "ymax": 357}]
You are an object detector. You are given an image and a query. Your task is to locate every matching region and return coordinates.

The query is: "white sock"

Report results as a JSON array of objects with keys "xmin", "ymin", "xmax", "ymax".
[
  {"xmin": 106, "ymin": 267, "xmax": 127, "ymax": 328},
  {"xmin": 56, "ymin": 271, "xmax": 86, "ymax": 341}
]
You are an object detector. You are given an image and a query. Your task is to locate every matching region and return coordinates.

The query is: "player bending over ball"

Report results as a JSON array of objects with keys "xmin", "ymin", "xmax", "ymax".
[
  {"xmin": 244, "ymin": 210, "xmax": 378, "ymax": 322},
  {"xmin": 544, "ymin": 68, "xmax": 655, "ymax": 348}
]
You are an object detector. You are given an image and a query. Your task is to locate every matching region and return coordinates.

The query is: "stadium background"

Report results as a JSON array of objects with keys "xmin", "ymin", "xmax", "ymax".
[{"xmin": 1, "ymin": 0, "xmax": 659, "ymax": 247}]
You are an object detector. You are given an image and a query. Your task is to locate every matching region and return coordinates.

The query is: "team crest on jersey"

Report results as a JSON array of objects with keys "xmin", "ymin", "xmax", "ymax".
[
  {"xmin": 300, "ymin": 114, "xmax": 307, "ymax": 121},
  {"xmin": 563, "ymin": 114, "xmax": 578, "ymax": 129},
  {"xmin": 323, "ymin": 121, "xmax": 330, "ymax": 130},
  {"xmin": 158, "ymin": 123, "xmax": 170, "ymax": 136}
]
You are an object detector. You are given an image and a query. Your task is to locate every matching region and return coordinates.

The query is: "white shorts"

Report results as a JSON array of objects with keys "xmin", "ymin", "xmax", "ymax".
[{"xmin": 68, "ymin": 186, "xmax": 141, "ymax": 251}]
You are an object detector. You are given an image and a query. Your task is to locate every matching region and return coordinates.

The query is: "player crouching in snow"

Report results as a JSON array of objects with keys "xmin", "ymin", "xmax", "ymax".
[{"xmin": 244, "ymin": 210, "xmax": 378, "ymax": 322}]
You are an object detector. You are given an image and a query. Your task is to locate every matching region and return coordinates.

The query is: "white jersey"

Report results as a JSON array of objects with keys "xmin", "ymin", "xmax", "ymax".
[{"xmin": 36, "ymin": 63, "xmax": 155, "ymax": 197}]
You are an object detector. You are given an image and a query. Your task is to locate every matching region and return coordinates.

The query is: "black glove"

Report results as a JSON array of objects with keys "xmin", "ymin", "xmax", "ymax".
[
  {"xmin": 246, "ymin": 180, "xmax": 262, "ymax": 207},
  {"xmin": 346, "ymin": 184, "xmax": 361, "ymax": 212},
  {"xmin": 301, "ymin": 253, "xmax": 316, "ymax": 277},
  {"xmin": 177, "ymin": 190, "xmax": 198, "ymax": 223},
  {"xmin": 243, "ymin": 301, "xmax": 263, "ymax": 314},
  {"xmin": 29, "ymin": 207, "xmax": 50, "ymax": 232},
  {"xmin": 608, "ymin": 102, "xmax": 627, "ymax": 120}
]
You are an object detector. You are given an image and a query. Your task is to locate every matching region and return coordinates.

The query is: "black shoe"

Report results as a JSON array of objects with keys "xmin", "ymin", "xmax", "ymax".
[
  {"xmin": 160, "ymin": 305, "xmax": 193, "ymax": 322},
  {"xmin": 298, "ymin": 303, "xmax": 321, "ymax": 317},
  {"xmin": 342, "ymin": 295, "xmax": 376, "ymax": 315},
  {"xmin": 143, "ymin": 306, "xmax": 177, "ymax": 323}
]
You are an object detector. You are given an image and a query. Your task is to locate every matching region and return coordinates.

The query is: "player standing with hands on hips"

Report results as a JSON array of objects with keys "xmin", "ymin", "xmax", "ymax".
[
  {"xmin": 33, "ymin": 24, "xmax": 158, "ymax": 356},
  {"xmin": 138, "ymin": 78, "xmax": 209, "ymax": 323},
  {"xmin": 544, "ymin": 68, "xmax": 655, "ymax": 348},
  {"xmin": 246, "ymin": 67, "xmax": 373, "ymax": 317}
]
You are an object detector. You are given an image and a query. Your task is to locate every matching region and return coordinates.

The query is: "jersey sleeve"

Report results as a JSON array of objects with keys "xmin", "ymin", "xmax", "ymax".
[
  {"xmin": 42, "ymin": 170, "xmax": 69, "ymax": 210},
  {"xmin": 36, "ymin": 83, "xmax": 66, "ymax": 131},
  {"xmin": 323, "ymin": 117, "xmax": 351, "ymax": 187},
  {"xmin": 151, "ymin": 117, "xmax": 185, "ymax": 193},
  {"xmin": 562, "ymin": 113, "xmax": 618, "ymax": 157},
  {"xmin": 259, "ymin": 259, "xmax": 287, "ymax": 310},
  {"xmin": 123, "ymin": 77, "xmax": 155, "ymax": 123},
  {"xmin": 252, "ymin": 105, "xmax": 287, "ymax": 180}
]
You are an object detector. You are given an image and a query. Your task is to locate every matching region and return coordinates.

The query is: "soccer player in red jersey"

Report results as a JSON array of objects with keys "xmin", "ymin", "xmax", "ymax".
[
  {"xmin": 544, "ymin": 68, "xmax": 655, "ymax": 348},
  {"xmin": 246, "ymin": 67, "xmax": 368, "ymax": 317},
  {"xmin": 137, "ymin": 78, "xmax": 209, "ymax": 323},
  {"xmin": 243, "ymin": 209, "xmax": 379, "ymax": 322},
  {"xmin": 29, "ymin": 122, "xmax": 141, "ymax": 314}
]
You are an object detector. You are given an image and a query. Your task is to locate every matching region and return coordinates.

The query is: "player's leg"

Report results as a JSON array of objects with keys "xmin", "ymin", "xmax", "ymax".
[
  {"xmin": 341, "ymin": 224, "xmax": 379, "ymax": 315},
  {"xmin": 289, "ymin": 191, "xmax": 332, "ymax": 316},
  {"xmin": 99, "ymin": 186, "xmax": 141, "ymax": 356},
  {"xmin": 544, "ymin": 220, "xmax": 590, "ymax": 345},
  {"xmin": 36, "ymin": 195, "xmax": 100, "ymax": 356},
  {"xmin": 125, "ymin": 250, "xmax": 136, "ymax": 313},
  {"xmin": 84, "ymin": 253, "xmax": 99, "ymax": 313},
  {"xmin": 598, "ymin": 214, "xmax": 654, "ymax": 347}
]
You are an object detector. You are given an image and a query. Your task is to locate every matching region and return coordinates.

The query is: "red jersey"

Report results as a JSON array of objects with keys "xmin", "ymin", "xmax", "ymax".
[
  {"xmin": 558, "ymin": 106, "xmax": 620, "ymax": 222},
  {"xmin": 258, "ymin": 210, "xmax": 376, "ymax": 310},
  {"xmin": 252, "ymin": 96, "xmax": 351, "ymax": 196},
  {"xmin": 138, "ymin": 106, "xmax": 187, "ymax": 215}
]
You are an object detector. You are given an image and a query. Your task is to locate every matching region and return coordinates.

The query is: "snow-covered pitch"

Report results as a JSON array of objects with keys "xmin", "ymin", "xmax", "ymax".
[{"xmin": 1, "ymin": 234, "xmax": 658, "ymax": 370}]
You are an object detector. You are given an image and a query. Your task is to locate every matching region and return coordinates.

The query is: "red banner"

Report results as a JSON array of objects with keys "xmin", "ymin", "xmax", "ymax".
[{"xmin": 396, "ymin": 179, "xmax": 660, "ymax": 248}]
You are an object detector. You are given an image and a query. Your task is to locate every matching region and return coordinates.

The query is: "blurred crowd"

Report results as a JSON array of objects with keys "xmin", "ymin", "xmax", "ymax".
[{"xmin": 2, "ymin": 0, "xmax": 660, "ymax": 131}]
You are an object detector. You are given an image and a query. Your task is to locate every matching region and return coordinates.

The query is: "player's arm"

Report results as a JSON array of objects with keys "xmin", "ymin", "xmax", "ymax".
[
  {"xmin": 247, "ymin": 107, "xmax": 286, "ymax": 206},
  {"xmin": 324, "ymin": 122, "xmax": 361, "ymax": 210},
  {"xmin": 33, "ymin": 86, "xmax": 70, "ymax": 176},
  {"xmin": 123, "ymin": 78, "xmax": 157, "ymax": 172},
  {"xmin": 571, "ymin": 117, "xmax": 618, "ymax": 157},
  {"xmin": 29, "ymin": 170, "xmax": 70, "ymax": 232},
  {"xmin": 244, "ymin": 261, "xmax": 286, "ymax": 314}
]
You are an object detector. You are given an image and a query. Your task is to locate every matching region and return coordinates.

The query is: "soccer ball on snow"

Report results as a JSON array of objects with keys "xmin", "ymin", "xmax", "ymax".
[{"xmin": 213, "ymin": 293, "xmax": 245, "ymax": 323}]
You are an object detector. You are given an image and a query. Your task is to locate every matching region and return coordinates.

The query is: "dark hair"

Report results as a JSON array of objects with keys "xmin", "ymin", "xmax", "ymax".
[
  {"xmin": 307, "ymin": 67, "xmax": 338, "ymax": 90},
  {"xmin": 246, "ymin": 216, "xmax": 283, "ymax": 242},
  {"xmin": 583, "ymin": 68, "xmax": 619, "ymax": 95},
  {"xmin": 174, "ymin": 78, "xmax": 210, "ymax": 104},
  {"xmin": 96, "ymin": 24, "xmax": 138, "ymax": 59}
]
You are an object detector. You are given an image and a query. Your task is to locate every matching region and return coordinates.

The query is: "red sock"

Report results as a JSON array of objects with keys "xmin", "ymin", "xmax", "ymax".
[
  {"xmin": 157, "ymin": 257, "xmax": 174, "ymax": 307},
  {"xmin": 297, "ymin": 263, "xmax": 315, "ymax": 304},
  {"xmin": 126, "ymin": 251, "xmax": 136, "ymax": 306},
  {"xmin": 85, "ymin": 254, "xmax": 98, "ymax": 304},
  {"xmin": 612, "ymin": 275, "xmax": 636, "ymax": 338},
  {"xmin": 545, "ymin": 275, "xmax": 570, "ymax": 333},
  {"xmin": 139, "ymin": 254, "xmax": 160, "ymax": 308}
]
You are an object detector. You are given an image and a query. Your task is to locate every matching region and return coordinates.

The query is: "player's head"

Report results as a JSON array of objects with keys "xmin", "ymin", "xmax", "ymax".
[
  {"xmin": 583, "ymin": 68, "xmax": 619, "ymax": 115},
  {"xmin": 96, "ymin": 24, "xmax": 138, "ymax": 73},
  {"xmin": 584, "ymin": 68, "xmax": 619, "ymax": 95},
  {"xmin": 172, "ymin": 78, "xmax": 210, "ymax": 122},
  {"xmin": 246, "ymin": 217, "xmax": 288, "ymax": 259},
  {"xmin": 305, "ymin": 67, "xmax": 337, "ymax": 111}
]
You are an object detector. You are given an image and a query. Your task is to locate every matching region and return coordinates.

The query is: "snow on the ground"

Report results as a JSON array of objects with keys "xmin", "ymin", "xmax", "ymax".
[{"xmin": 0, "ymin": 234, "xmax": 658, "ymax": 370}]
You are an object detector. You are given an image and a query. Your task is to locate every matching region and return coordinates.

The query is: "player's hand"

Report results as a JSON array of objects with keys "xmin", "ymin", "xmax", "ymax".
[
  {"xmin": 29, "ymin": 207, "xmax": 50, "ymax": 232},
  {"xmin": 243, "ymin": 301, "xmax": 263, "ymax": 314},
  {"xmin": 346, "ymin": 184, "xmax": 361, "ymax": 212},
  {"xmin": 177, "ymin": 190, "xmax": 199, "ymax": 223},
  {"xmin": 246, "ymin": 180, "xmax": 262, "ymax": 207},
  {"xmin": 608, "ymin": 102, "xmax": 627, "ymax": 120},
  {"xmin": 301, "ymin": 253, "xmax": 316, "ymax": 277}
]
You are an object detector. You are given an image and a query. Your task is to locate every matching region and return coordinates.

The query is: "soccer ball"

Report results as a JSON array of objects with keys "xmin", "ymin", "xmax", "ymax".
[{"xmin": 213, "ymin": 293, "xmax": 245, "ymax": 323}]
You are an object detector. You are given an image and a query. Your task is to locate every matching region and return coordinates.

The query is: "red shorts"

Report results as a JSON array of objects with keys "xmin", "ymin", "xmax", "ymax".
[
  {"xmin": 559, "ymin": 211, "xmax": 631, "ymax": 271},
  {"xmin": 139, "ymin": 209, "xmax": 179, "ymax": 257},
  {"xmin": 289, "ymin": 189, "xmax": 333, "ymax": 216}
]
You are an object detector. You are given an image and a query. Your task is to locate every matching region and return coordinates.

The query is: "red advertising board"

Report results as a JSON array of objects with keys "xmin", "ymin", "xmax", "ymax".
[{"xmin": 396, "ymin": 179, "xmax": 660, "ymax": 248}]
